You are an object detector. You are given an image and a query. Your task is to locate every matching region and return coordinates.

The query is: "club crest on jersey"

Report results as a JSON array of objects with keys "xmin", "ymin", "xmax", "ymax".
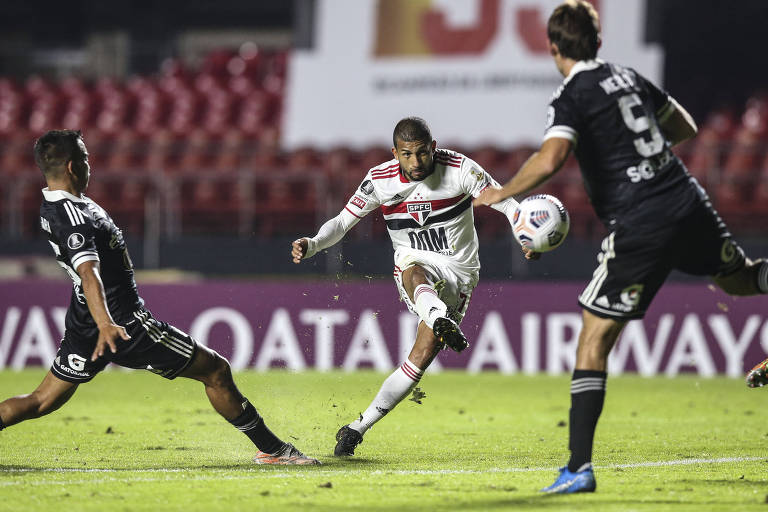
[{"xmin": 407, "ymin": 202, "xmax": 432, "ymax": 225}]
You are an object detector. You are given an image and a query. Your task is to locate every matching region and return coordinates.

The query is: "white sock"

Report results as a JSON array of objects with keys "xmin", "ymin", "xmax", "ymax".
[
  {"xmin": 348, "ymin": 360, "xmax": 424, "ymax": 434},
  {"xmin": 413, "ymin": 284, "xmax": 447, "ymax": 329}
]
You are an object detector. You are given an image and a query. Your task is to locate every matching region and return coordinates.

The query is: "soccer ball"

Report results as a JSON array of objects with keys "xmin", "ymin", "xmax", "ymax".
[{"xmin": 511, "ymin": 194, "xmax": 570, "ymax": 252}]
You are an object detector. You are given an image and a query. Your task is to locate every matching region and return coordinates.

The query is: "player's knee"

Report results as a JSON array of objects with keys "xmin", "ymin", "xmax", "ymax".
[
  {"xmin": 29, "ymin": 390, "xmax": 63, "ymax": 418},
  {"xmin": 208, "ymin": 352, "xmax": 234, "ymax": 388}
]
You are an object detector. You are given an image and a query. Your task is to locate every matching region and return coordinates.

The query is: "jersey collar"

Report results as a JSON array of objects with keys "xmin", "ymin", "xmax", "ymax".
[
  {"xmin": 42, "ymin": 187, "xmax": 86, "ymax": 203},
  {"xmin": 563, "ymin": 58, "xmax": 604, "ymax": 86}
]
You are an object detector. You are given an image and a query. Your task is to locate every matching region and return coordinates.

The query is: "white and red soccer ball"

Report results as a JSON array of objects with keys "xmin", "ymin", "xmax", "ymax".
[{"xmin": 512, "ymin": 194, "xmax": 570, "ymax": 252}]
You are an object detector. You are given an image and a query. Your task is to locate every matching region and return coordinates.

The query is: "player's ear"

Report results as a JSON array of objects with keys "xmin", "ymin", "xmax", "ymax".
[
  {"xmin": 431, "ymin": 140, "xmax": 436, "ymax": 151},
  {"xmin": 549, "ymin": 42, "xmax": 559, "ymax": 57},
  {"xmin": 391, "ymin": 146, "xmax": 398, "ymax": 159}
]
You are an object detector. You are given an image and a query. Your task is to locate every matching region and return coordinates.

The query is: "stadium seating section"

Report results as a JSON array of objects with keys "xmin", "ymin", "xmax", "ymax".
[{"xmin": 1, "ymin": 48, "xmax": 766, "ymax": 239}]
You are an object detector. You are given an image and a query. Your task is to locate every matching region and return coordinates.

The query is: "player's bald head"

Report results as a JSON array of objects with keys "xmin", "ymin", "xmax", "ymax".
[
  {"xmin": 33, "ymin": 129, "xmax": 86, "ymax": 178},
  {"xmin": 393, "ymin": 117, "xmax": 432, "ymax": 149}
]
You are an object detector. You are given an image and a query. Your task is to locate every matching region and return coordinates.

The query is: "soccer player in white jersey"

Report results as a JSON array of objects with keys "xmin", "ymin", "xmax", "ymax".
[{"xmin": 291, "ymin": 117, "xmax": 522, "ymax": 456}]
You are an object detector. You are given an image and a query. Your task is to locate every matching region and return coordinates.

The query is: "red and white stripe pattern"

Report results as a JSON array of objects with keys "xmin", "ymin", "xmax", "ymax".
[
  {"xmin": 434, "ymin": 151, "xmax": 462, "ymax": 168},
  {"xmin": 344, "ymin": 205, "xmax": 363, "ymax": 218},
  {"xmin": 399, "ymin": 359, "xmax": 424, "ymax": 383},
  {"xmin": 371, "ymin": 161, "xmax": 400, "ymax": 180},
  {"xmin": 414, "ymin": 283, "xmax": 439, "ymax": 303}
]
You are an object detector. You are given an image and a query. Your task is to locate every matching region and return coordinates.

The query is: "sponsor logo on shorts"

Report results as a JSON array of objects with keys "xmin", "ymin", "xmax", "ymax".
[
  {"xmin": 68, "ymin": 354, "xmax": 87, "ymax": 371},
  {"xmin": 360, "ymin": 180, "xmax": 374, "ymax": 195},
  {"xmin": 56, "ymin": 354, "xmax": 91, "ymax": 378},
  {"xmin": 620, "ymin": 284, "xmax": 644, "ymax": 308},
  {"xmin": 350, "ymin": 195, "xmax": 367, "ymax": 209},
  {"xmin": 67, "ymin": 232, "xmax": 85, "ymax": 250}
]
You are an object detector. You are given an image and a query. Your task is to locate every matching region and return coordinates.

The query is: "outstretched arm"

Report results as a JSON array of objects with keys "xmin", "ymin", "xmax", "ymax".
[
  {"xmin": 473, "ymin": 137, "xmax": 572, "ymax": 206},
  {"xmin": 292, "ymin": 209, "xmax": 362, "ymax": 263}
]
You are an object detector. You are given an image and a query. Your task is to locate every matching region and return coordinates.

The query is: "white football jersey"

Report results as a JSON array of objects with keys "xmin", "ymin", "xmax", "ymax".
[{"xmin": 342, "ymin": 149, "xmax": 500, "ymax": 282}]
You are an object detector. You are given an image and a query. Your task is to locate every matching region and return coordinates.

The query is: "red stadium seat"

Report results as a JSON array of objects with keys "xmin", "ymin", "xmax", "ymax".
[
  {"xmin": 142, "ymin": 129, "xmax": 179, "ymax": 173},
  {"xmin": 285, "ymin": 146, "xmax": 323, "ymax": 172},
  {"xmin": 176, "ymin": 176, "xmax": 244, "ymax": 235},
  {"xmin": 0, "ymin": 131, "xmax": 36, "ymax": 176},
  {"xmin": 177, "ymin": 129, "xmax": 215, "ymax": 172},
  {"xmin": 104, "ymin": 132, "xmax": 145, "ymax": 172},
  {"xmin": 210, "ymin": 129, "xmax": 247, "ymax": 173}
]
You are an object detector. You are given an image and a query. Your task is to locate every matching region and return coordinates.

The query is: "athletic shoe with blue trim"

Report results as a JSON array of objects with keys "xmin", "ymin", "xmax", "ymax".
[{"xmin": 540, "ymin": 464, "xmax": 596, "ymax": 493}]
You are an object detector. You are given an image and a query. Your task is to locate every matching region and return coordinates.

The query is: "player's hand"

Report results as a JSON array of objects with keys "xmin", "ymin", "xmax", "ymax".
[
  {"xmin": 91, "ymin": 323, "xmax": 131, "ymax": 361},
  {"xmin": 473, "ymin": 187, "xmax": 505, "ymax": 207},
  {"xmin": 522, "ymin": 246, "xmax": 541, "ymax": 261},
  {"xmin": 291, "ymin": 238, "xmax": 309, "ymax": 263}
]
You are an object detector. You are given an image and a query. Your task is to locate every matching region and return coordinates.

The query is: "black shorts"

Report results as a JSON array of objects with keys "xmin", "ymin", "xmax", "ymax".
[
  {"xmin": 51, "ymin": 309, "xmax": 197, "ymax": 383},
  {"xmin": 578, "ymin": 201, "xmax": 746, "ymax": 320}
]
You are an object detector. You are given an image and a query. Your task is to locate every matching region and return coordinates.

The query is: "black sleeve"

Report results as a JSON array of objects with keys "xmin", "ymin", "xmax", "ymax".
[
  {"xmin": 543, "ymin": 87, "xmax": 581, "ymax": 143},
  {"xmin": 52, "ymin": 205, "xmax": 100, "ymax": 271}
]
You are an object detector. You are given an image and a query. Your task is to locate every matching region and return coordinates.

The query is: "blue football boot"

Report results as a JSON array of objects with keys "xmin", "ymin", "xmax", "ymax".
[{"xmin": 540, "ymin": 463, "xmax": 596, "ymax": 493}]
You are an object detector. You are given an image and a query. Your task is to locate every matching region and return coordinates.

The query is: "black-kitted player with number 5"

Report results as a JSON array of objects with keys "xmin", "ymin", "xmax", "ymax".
[
  {"xmin": 0, "ymin": 130, "xmax": 319, "ymax": 466},
  {"xmin": 475, "ymin": 0, "xmax": 768, "ymax": 494}
]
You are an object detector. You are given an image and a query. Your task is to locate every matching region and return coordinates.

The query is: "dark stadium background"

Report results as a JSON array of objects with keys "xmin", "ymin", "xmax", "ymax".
[{"xmin": 1, "ymin": 0, "xmax": 767, "ymax": 280}]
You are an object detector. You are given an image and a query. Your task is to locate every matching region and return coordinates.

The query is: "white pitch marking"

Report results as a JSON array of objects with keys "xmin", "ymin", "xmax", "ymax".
[{"xmin": 0, "ymin": 457, "xmax": 763, "ymax": 487}]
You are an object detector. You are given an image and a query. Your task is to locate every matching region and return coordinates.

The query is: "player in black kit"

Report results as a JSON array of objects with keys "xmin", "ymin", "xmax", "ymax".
[
  {"xmin": 0, "ymin": 130, "xmax": 319, "ymax": 465},
  {"xmin": 475, "ymin": 0, "xmax": 768, "ymax": 493}
]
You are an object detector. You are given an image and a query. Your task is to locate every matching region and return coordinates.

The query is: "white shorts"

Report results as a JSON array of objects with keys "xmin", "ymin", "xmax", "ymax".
[{"xmin": 392, "ymin": 251, "xmax": 476, "ymax": 324}]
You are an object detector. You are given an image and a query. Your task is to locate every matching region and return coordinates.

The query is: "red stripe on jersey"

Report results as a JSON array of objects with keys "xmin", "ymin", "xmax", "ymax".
[
  {"xmin": 436, "ymin": 151, "xmax": 462, "ymax": 161},
  {"xmin": 435, "ymin": 158, "xmax": 461, "ymax": 168},
  {"xmin": 344, "ymin": 206, "xmax": 363, "ymax": 218},
  {"xmin": 379, "ymin": 193, "xmax": 465, "ymax": 215},
  {"xmin": 371, "ymin": 172, "xmax": 399, "ymax": 180},
  {"xmin": 371, "ymin": 163, "xmax": 399, "ymax": 175}
]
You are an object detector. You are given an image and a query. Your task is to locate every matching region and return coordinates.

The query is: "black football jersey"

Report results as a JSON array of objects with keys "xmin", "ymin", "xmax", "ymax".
[
  {"xmin": 40, "ymin": 188, "xmax": 143, "ymax": 336},
  {"xmin": 544, "ymin": 59, "xmax": 702, "ymax": 229}
]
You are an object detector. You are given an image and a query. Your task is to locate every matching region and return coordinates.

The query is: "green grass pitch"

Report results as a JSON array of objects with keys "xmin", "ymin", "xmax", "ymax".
[{"xmin": 1, "ymin": 369, "xmax": 766, "ymax": 511}]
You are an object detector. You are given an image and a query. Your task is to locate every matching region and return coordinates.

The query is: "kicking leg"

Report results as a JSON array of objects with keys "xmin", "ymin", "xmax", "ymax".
[
  {"xmin": 403, "ymin": 265, "xmax": 468, "ymax": 352},
  {"xmin": 0, "ymin": 371, "xmax": 77, "ymax": 429},
  {"xmin": 542, "ymin": 310, "xmax": 625, "ymax": 494},
  {"xmin": 713, "ymin": 257, "xmax": 767, "ymax": 296},
  {"xmin": 712, "ymin": 258, "xmax": 768, "ymax": 387},
  {"xmin": 180, "ymin": 345, "xmax": 318, "ymax": 465},
  {"xmin": 335, "ymin": 265, "xmax": 463, "ymax": 456}
]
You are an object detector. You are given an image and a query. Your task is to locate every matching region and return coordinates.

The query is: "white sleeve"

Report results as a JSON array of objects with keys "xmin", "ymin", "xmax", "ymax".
[
  {"xmin": 305, "ymin": 209, "xmax": 362, "ymax": 258},
  {"xmin": 457, "ymin": 155, "xmax": 520, "ymax": 228},
  {"xmin": 304, "ymin": 173, "xmax": 382, "ymax": 259},
  {"xmin": 490, "ymin": 196, "xmax": 520, "ymax": 229},
  {"xmin": 460, "ymin": 156, "xmax": 497, "ymax": 198}
]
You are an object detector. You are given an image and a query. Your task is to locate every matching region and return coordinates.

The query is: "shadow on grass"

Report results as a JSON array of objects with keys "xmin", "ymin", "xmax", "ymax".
[{"xmin": 0, "ymin": 457, "xmax": 378, "ymax": 474}]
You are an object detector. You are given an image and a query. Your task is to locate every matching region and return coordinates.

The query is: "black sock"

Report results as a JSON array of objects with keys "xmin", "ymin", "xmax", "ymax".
[
  {"xmin": 567, "ymin": 369, "xmax": 606, "ymax": 472},
  {"xmin": 228, "ymin": 401, "xmax": 284, "ymax": 454},
  {"xmin": 757, "ymin": 261, "xmax": 768, "ymax": 294}
]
